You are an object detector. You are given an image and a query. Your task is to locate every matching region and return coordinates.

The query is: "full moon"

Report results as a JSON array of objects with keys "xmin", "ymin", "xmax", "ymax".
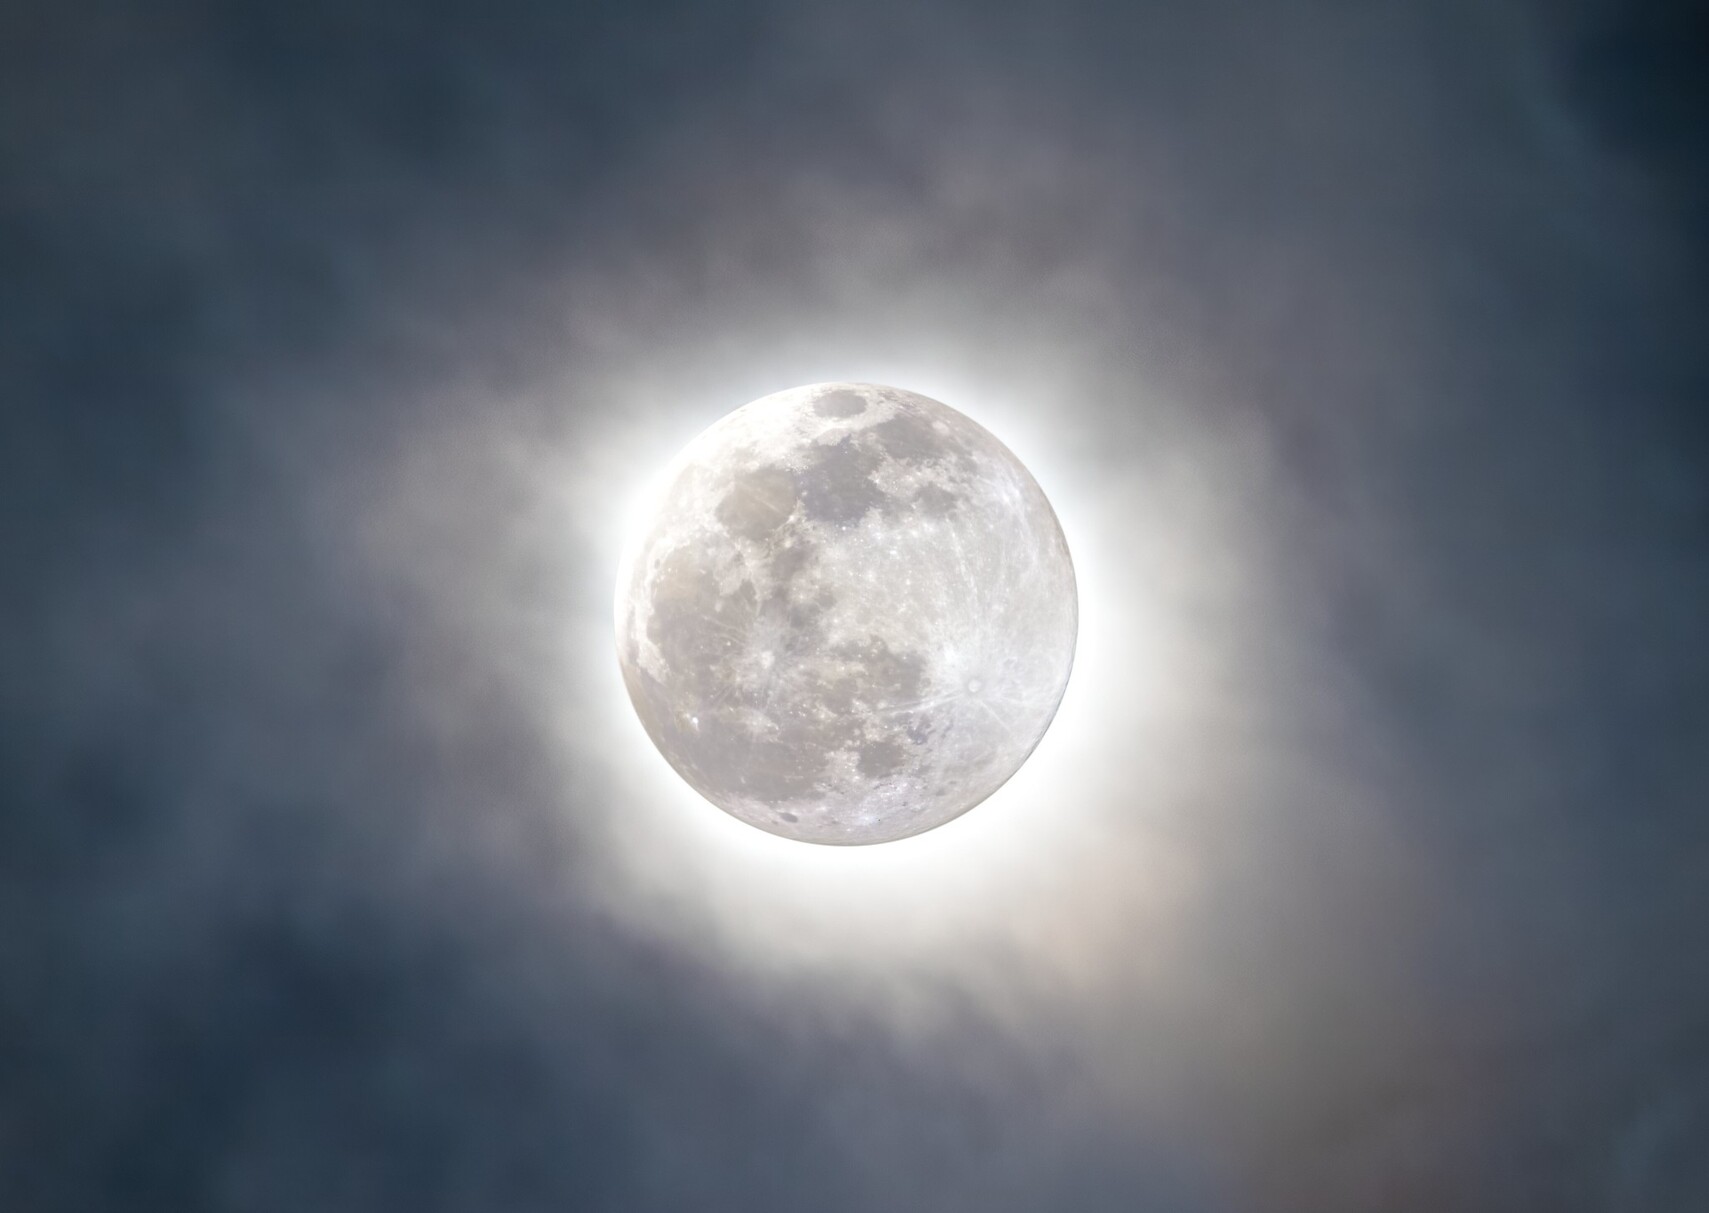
[{"xmin": 615, "ymin": 382, "xmax": 1077, "ymax": 845}]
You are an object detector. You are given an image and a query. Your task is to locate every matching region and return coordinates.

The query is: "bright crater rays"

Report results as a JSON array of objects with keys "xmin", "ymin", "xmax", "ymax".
[{"xmin": 615, "ymin": 382, "xmax": 1077, "ymax": 845}]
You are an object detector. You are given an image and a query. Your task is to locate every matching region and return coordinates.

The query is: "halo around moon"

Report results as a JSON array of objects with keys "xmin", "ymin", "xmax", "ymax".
[{"xmin": 615, "ymin": 382, "xmax": 1076, "ymax": 845}]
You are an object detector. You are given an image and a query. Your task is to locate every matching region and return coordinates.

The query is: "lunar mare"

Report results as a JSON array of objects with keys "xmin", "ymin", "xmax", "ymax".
[{"xmin": 615, "ymin": 382, "xmax": 1077, "ymax": 845}]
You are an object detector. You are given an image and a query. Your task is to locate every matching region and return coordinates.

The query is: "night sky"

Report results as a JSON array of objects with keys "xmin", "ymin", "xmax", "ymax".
[{"xmin": 4, "ymin": 3, "xmax": 1707, "ymax": 1210}]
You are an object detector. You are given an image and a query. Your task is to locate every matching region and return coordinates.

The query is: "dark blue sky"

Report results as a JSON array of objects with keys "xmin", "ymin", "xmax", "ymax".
[{"xmin": 3, "ymin": 2, "xmax": 1706, "ymax": 1210}]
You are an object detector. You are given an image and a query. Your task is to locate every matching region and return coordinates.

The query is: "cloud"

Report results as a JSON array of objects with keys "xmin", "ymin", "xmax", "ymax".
[{"xmin": 3, "ymin": 2, "xmax": 1705, "ymax": 1210}]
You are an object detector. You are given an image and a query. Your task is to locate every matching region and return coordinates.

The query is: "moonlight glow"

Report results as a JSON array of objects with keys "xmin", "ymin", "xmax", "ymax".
[{"xmin": 615, "ymin": 382, "xmax": 1078, "ymax": 844}]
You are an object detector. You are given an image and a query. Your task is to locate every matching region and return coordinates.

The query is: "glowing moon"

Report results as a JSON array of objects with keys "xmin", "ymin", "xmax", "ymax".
[{"xmin": 615, "ymin": 382, "xmax": 1076, "ymax": 845}]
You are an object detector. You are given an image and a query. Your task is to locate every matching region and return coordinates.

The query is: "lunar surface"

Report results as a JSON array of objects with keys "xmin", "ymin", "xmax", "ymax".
[{"xmin": 615, "ymin": 382, "xmax": 1077, "ymax": 845}]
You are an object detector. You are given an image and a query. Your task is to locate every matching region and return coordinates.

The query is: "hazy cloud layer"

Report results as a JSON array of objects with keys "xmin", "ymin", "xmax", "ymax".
[{"xmin": 4, "ymin": 2, "xmax": 1706, "ymax": 1210}]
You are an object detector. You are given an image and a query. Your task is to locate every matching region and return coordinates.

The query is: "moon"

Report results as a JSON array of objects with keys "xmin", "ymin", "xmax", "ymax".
[{"xmin": 615, "ymin": 382, "xmax": 1077, "ymax": 845}]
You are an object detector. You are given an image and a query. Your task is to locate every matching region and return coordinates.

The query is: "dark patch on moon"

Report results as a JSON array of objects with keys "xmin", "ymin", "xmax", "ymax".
[
  {"xmin": 857, "ymin": 738, "xmax": 907, "ymax": 778},
  {"xmin": 833, "ymin": 634, "xmax": 925, "ymax": 707},
  {"xmin": 812, "ymin": 388, "xmax": 868, "ymax": 418},
  {"xmin": 784, "ymin": 593, "xmax": 827, "ymax": 634},
  {"xmin": 910, "ymin": 483, "xmax": 960, "ymax": 517},
  {"xmin": 814, "ymin": 669, "xmax": 857, "ymax": 715},
  {"xmin": 794, "ymin": 435, "xmax": 887, "ymax": 524},
  {"xmin": 869, "ymin": 410, "xmax": 966, "ymax": 463},
  {"xmin": 735, "ymin": 737, "xmax": 826, "ymax": 801}
]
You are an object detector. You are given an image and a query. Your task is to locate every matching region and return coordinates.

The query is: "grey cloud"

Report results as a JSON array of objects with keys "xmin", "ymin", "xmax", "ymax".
[{"xmin": 3, "ymin": 2, "xmax": 1705, "ymax": 1211}]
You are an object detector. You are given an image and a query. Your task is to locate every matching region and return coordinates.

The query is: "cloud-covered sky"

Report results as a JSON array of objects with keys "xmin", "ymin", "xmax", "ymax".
[{"xmin": 4, "ymin": 2, "xmax": 1706, "ymax": 1209}]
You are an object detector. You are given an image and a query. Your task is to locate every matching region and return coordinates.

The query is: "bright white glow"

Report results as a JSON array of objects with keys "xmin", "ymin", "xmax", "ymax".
[
  {"xmin": 524, "ymin": 366, "xmax": 1209, "ymax": 1014},
  {"xmin": 355, "ymin": 331, "xmax": 1270, "ymax": 1029}
]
